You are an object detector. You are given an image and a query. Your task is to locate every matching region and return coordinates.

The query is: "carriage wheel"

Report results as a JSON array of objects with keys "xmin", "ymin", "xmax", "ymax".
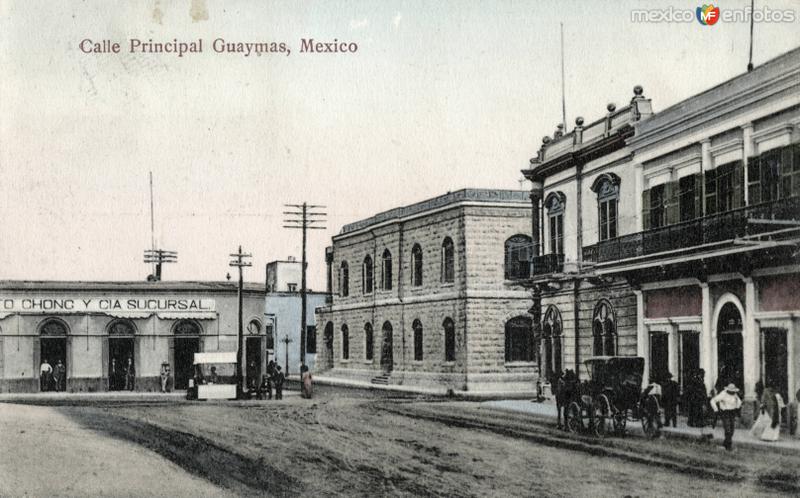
[
  {"xmin": 641, "ymin": 395, "xmax": 661, "ymax": 439},
  {"xmin": 565, "ymin": 401, "xmax": 583, "ymax": 434},
  {"xmin": 593, "ymin": 395, "xmax": 611, "ymax": 438},
  {"xmin": 612, "ymin": 410, "xmax": 627, "ymax": 435}
]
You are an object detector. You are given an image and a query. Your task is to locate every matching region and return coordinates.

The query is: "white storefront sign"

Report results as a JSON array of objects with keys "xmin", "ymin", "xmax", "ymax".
[{"xmin": 0, "ymin": 297, "xmax": 216, "ymax": 314}]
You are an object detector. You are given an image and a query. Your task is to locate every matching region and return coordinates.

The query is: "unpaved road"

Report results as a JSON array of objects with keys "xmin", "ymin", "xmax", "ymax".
[
  {"xmin": 1, "ymin": 390, "xmax": 798, "ymax": 497},
  {"xmin": 0, "ymin": 403, "xmax": 233, "ymax": 498}
]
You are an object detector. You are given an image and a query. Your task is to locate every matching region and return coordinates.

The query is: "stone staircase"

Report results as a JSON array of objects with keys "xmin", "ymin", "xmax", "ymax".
[{"xmin": 370, "ymin": 373, "xmax": 391, "ymax": 385}]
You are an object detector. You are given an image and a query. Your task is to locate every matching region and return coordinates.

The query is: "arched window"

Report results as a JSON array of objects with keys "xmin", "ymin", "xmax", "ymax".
[
  {"xmin": 504, "ymin": 235, "xmax": 532, "ymax": 280},
  {"xmin": 443, "ymin": 318, "xmax": 456, "ymax": 362},
  {"xmin": 364, "ymin": 323, "xmax": 374, "ymax": 360},
  {"xmin": 544, "ymin": 192, "xmax": 565, "ymax": 255},
  {"xmin": 39, "ymin": 319, "xmax": 68, "ymax": 336},
  {"xmin": 108, "ymin": 319, "xmax": 135, "ymax": 336},
  {"xmin": 362, "ymin": 255, "xmax": 373, "ymax": 294},
  {"xmin": 591, "ymin": 173, "xmax": 621, "ymax": 241},
  {"xmin": 246, "ymin": 319, "xmax": 261, "ymax": 335},
  {"xmin": 411, "ymin": 244, "xmax": 423, "ymax": 286},
  {"xmin": 542, "ymin": 306, "xmax": 563, "ymax": 378},
  {"xmin": 173, "ymin": 320, "xmax": 201, "ymax": 336},
  {"xmin": 441, "ymin": 237, "xmax": 455, "ymax": 283},
  {"xmin": 413, "ymin": 319, "xmax": 423, "ymax": 361},
  {"xmin": 592, "ymin": 301, "xmax": 616, "ymax": 356},
  {"xmin": 339, "ymin": 261, "xmax": 350, "ymax": 297},
  {"xmin": 505, "ymin": 315, "xmax": 533, "ymax": 362},
  {"xmin": 341, "ymin": 324, "xmax": 350, "ymax": 360},
  {"xmin": 381, "ymin": 249, "xmax": 393, "ymax": 291}
]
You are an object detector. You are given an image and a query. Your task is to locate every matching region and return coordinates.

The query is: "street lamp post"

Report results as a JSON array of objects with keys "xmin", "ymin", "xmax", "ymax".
[{"xmin": 229, "ymin": 246, "xmax": 252, "ymax": 399}]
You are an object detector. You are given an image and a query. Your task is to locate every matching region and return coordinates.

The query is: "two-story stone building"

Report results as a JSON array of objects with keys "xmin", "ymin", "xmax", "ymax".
[
  {"xmin": 524, "ymin": 47, "xmax": 800, "ymax": 423},
  {"xmin": 315, "ymin": 189, "xmax": 536, "ymax": 393}
]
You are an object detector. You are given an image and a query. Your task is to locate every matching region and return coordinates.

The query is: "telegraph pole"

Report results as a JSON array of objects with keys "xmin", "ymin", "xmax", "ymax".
[
  {"xmin": 283, "ymin": 202, "xmax": 326, "ymax": 368},
  {"xmin": 229, "ymin": 245, "xmax": 252, "ymax": 399}
]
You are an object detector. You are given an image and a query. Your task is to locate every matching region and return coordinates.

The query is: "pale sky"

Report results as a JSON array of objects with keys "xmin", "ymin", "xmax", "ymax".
[{"xmin": 1, "ymin": 0, "xmax": 798, "ymax": 290}]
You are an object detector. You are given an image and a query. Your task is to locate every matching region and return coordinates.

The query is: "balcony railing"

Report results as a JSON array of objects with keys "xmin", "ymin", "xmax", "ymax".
[
  {"xmin": 532, "ymin": 253, "xmax": 565, "ymax": 276},
  {"xmin": 583, "ymin": 197, "xmax": 800, "ymax": 264}
]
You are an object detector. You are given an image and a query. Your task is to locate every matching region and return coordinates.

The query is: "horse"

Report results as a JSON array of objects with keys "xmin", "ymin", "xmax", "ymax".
[{"xmin": 554, "ymin": 369, "xmax": 579, "ymax": 430}]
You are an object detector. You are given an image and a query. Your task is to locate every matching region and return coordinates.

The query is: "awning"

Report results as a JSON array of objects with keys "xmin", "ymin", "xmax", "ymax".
[
  {"xmin": 193, "ymin": 351, "xmax": 237, "ymax": 364},
  {"xmin": 157, "ymin": 311, "xmax": 217, "ymax": 320}
]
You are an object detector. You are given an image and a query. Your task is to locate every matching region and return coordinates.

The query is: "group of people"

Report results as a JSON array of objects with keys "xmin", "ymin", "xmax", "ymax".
[
  {"xmin": 39, "ymin": 358, "xmax": 66, "ymax": 392},
  {"xmin": 254, "ymin": 360, "xmax": 286, "ymax": 400},
  {"xmin": 108, "ymin": 357, "xmax": 136, "ymax": 391}
]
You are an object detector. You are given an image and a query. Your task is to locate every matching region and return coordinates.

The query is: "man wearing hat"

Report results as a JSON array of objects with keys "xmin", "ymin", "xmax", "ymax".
[
  {"xmin": 661, "ymin": 372, "xmax": 680, "ymax": 428},
  {"xmin": 711, "ymin": 383, "xmax": 743, "ymax": 450}
]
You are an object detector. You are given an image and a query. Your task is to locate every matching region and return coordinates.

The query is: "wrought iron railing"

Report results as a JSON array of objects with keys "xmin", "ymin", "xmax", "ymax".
[
  {"xmin": 531, "ymin": 253, "xmax": 565, "ymax": 276},
  {"xmin": 582, "ymin": 197, "xmax": 800, "ymax": 264}
]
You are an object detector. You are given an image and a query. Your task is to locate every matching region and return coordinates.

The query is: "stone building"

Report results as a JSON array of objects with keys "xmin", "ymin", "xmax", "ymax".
[
  {"xmin": 315, "ymin": 189, "xmax": 536, "ymax": 392},
  {"xmin": 524, "ymin": 47, "xmax": 800, "ymax": 423},
  {"xmin": 0, "ymin": 280, "xmax": 266, "ymax": 392}
]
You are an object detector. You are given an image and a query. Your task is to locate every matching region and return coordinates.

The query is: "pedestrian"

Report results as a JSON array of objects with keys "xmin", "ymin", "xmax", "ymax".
[
  {"xmin": 301, "ymin": 364, "xmax": 313, "ymax": 399},
  {"xmin": 711, "ymin": 383, "xmax": 743, "ymax": 451},
  {"xmin": 755, "ymin": 385, "xmax": 785, "ymax": 442},
  {"xmin": 274, "ymin": 365, "xmax": 285, "ymax": 400},
  {"xmin": 124, "ymin": 357, "xmax": 135, "ymax": 391},
  {"xmin": 39, "ymin": 358, "xmax": 52, "ymax": 392},
  {"xmin": 661, "ymin": 372, "xmax": 680, "ymax": 428},
  {"xmin": 643, "ymin": 377, "xmax": 663, "ymax": 431},
  {"xmin": 109, "ymin": 358, "xmax": 118, "ymax": 391},
  {"xmin": 266, "ymin": 360, "xmax": 276, "ymax": 400},
  {"xmin": 160, "ymin": 362, "xmax": 171, "ymax": 393},
  {"xmin": 53, "ymin": 359, "xmax": 66, "ymax": 392}
]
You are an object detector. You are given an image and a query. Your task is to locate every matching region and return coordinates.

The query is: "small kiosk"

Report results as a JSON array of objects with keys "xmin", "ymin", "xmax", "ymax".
[{"xmin": 191, "ymin": 351, "xmax": 237, "ymax": 400}]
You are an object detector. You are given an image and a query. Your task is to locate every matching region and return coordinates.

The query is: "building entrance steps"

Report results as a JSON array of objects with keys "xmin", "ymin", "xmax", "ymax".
[{"xmin": 484, "ymin": 399, "xmax": 800, "ymax": 452}]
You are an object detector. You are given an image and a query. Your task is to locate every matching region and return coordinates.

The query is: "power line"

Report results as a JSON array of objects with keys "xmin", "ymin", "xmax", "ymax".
[{"xmin": 283, "ymin": 202, "xmax": 327, "ymax": 367}]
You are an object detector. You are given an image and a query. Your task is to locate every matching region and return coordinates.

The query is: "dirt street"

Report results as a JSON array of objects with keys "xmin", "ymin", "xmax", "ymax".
[{"xmin": 1, "ymin": 389, "xmax": 798, "ymax": 497}]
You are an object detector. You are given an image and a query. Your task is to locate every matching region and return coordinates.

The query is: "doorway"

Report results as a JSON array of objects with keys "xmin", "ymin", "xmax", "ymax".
[
  {"xmin": 380, "ymin": 321, "xmax": 393, "ymax": 373},
  {"xmin": 717, "ymin": 302, "xmax": 744, "ymax": 394},
  {"xmin": 649, "ymin": 331, "xmax": 669, "ymax": 382},
  {"xmin": 40, "ymin": 338, "xmax": 67, "ymax": 392},
  {"xmin": 108, "ymin": 337, "xmax": 134, "ymax": 391},
  {"xmin": 246, "ymin": 336, "xmax": 262, "ymax": 389},
  {"xmin": 679, "ymin": 331, "xmax": 700, "ymax": 392},
  {"xmin": 762, "ymin": 328, "xmax": 788, "ymax": 401},
  {"xmin": 174, "ymin": 337, "xmax": 200, "ymax": 389}
]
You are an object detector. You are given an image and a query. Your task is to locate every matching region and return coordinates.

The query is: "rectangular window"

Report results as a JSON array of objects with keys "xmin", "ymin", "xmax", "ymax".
[
  {"xmin": 650, "ymin": 184, "xmax": 665, "ymax": 228},
  {"xmin": 599, "ymin": 199, "xmax": 617, "ymax": 240},
  {"xmin": 716, "ymin": 162, "xmax": 736, "ymax": 212},
  {"xmin": 549, "ymin": 214, "xmax": 563, "ymax": 254},
  {"xmin": 704, "ymin": 169, "xmax": 717, "ymax": 215},
  {"xmin": 679, "ymin": 175, "xmax": 696, "ymax": 221},
  {"xmin": 760, "ymin": 150, "xmax": 781, "ymax": 203},
  {"xmin": 306, "ymin": 326, "xmax": 316, "ymax": 354}
]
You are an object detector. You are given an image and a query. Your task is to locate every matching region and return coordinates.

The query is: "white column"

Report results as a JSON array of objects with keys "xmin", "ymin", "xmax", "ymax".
[
  {"xmin": 634, "ymin": 289, "xmax": 649, "ymax": 386},
  {"xmin": 743, "ymin": 278, "xmax": 758, "ymax": 400},
  {"xmin": 742, "ymin": 123, "xmax": 754, "ymax": 206},
  {"xmin": 634, "ymin": 163, "xmax": 644, "ymax": 232},
  {"xmin": 668, "ymin": 323, "xmax": 679, "ymax": 379},
  {"xmin": 700, "ymin": 283, "xmax": 713, "ymax": 393}
]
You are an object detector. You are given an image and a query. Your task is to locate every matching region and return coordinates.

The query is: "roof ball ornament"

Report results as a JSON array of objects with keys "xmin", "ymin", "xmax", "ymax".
[
  {"xmin": 575, "ymin": 116, "xmax": 584, "ymax": 127},
  {"xmin": 633, "ymin": 85, "xmax": 644, "ymax": 96},
  {"xmin": 554, "ymin": 123, "xmax": 564, "ymax": 138},
  {"xmin": 542, "ymin": 136, "xmax": 551, "ymax": 145},
  {"xmin": 607, "ymin": 103, "xmax": 616, "ymax": 113}
]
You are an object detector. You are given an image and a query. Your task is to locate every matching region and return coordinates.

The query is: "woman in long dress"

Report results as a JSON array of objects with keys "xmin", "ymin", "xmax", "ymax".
[
  {"xmin": 301, "ymin": 364, "xmax": 313, "ymax": 399},
  {"xmin": 752, "ymin": 386, "xmax": 784, "ymax": 441}
]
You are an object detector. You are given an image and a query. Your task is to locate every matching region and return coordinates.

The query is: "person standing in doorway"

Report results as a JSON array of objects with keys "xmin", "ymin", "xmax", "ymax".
[
  {"xmin": 661, "ymin": 372, "xmax": 680, "ymax": 428},
  {"xmin": 711, "ymin": 383, "xmax": 743, "ymax": 451},
  {"xmin": 124, "ymin": 357, "xmax": 136, "ymax": 391},
  {"xmin": 274, "ymin": 365, "xmax": 285, "ymax": 400},
  {"xmin": 160, "ymin": 362, "xmax": 171, "ymax": 393},
  {"xmin": 53, "ymin": 360, "xmax": 66, "ymax": 392},
  {"xmin": 109, "ymin": 358, "xmax": 118, "ymax": 391},
  {"xmin": 266, "ymin": 360, "xmax": 276, "ymax": 400},
  {"xmin": 39, "ymin": 359, "xmax": 52, "ymax": 392}
]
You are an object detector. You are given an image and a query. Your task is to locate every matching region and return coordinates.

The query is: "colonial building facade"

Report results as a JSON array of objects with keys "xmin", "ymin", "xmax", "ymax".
[
  {"xmin": 524, "ymin": 47, "xmax": 800, "ymax": 422},
  {"xmin": 315, "ymin": 189, "xmax": 536, "ymax": 392},
  {"xmin": 0, "ymin": 281, "xmax": 267, "ymax": 392}
]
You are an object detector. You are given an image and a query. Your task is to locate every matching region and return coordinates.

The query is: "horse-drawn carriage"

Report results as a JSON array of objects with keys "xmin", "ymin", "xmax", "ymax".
[{"xmin": 558, "ymin": 356, "xmax": 662, "ymax": 438}]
